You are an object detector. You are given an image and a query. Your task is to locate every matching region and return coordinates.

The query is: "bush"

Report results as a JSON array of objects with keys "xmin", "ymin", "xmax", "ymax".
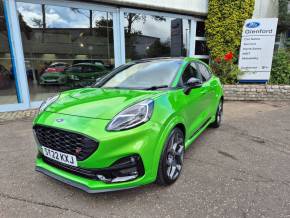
[
  {"xmin": 270, "ymin": 49, "xmax": 290, "ymax": 85},
  {"xmin": 205, "ymin": 0, "xmax": 255, "ymax": 84},
  {"xmin": 210, "ymin": 52, "xmax": 243, "ymax": 84},
  {"xmin": 205, "ymin": 0, "xmax": 255, "ymax": 60}
]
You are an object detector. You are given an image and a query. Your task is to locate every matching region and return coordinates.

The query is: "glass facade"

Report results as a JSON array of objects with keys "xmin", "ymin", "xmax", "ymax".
[
  {"xmin": 124, "ymin": 13, "xmax": 190, "ymax": 61},
  {"xmin": 196, "ymin": 21, "xmax": 205, "ymax": 37},
  {"xmin": 195, "ymin": 40, "xmax": 209, "ymax": 56},
  {"xmin": 0, "ymin": 0, "xmax": 18, "ymax": 105},
  {"xmin": 0, "ymin": 0, "xmax": 206, "ymax": 111},
  {"xmin": 16, "ymin": 2, "xmax": 114, "ymax": 101}
]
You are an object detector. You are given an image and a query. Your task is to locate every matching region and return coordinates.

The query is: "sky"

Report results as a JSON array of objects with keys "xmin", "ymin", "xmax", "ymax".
[{"xmin": 16, "ymin": 2, "xmax": 189, "ymax": 43}]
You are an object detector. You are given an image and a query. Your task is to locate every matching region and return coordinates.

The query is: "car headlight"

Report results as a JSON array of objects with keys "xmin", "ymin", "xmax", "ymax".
[
  {"xmin": 107, "ymin": 99, "xmax": 154, "ymax": 131},
  {"xmin": 39, "ymin": 94, "xmax": 60, "ymax": 112}
]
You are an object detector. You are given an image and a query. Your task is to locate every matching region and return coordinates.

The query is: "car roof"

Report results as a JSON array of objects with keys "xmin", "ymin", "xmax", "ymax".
[
  {"xmin": 132, "ymin": 57, "xmax": 201, "ymax": 64},
  {"xmin": 50, "ymin": 62, "xmax": 68, "ymax": 65}
]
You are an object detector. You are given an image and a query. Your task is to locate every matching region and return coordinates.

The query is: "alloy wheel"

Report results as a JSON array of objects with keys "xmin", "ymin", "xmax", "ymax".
[
  {"xmin": 217, "ymin": 101, "xmax": 223, "ymax": 124},
  {"xmin": 166, "ymin": 130, "xmax": 184, "ymax": 180}
]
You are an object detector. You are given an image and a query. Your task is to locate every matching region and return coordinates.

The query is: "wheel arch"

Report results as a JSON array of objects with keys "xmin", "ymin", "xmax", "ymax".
[
  {"xmin": 175, "ymin": 123, "xmax": 186, "ymax": 139},
  {"xmin": 150, "ymin": 115, "xmax": 186, "ymax": 180}
]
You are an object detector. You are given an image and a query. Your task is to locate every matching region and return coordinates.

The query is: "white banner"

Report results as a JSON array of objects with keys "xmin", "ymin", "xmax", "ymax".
[{"xmin": 238, "ymin": 18, "xmax": 278, "ymax": 82}]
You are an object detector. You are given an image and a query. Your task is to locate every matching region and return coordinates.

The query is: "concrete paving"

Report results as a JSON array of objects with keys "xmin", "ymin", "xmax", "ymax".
[{"xmin": 0, "ymin": 101, "xmax": 290, "ymax": 218}]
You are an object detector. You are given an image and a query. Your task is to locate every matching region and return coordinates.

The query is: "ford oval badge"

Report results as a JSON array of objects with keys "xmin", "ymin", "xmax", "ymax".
[{"xmin": 246, "ymin": 22, "xmax": 260, "ymax": 28}]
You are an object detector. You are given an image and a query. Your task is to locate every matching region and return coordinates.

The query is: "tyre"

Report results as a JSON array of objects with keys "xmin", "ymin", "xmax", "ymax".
[
  {"xmin": 210, "ymin": 100, "xmax": 223, "ymax": 128},
  {"xmin": 156, "ymin": 128, "xmax": 185, "ymax": 185}
]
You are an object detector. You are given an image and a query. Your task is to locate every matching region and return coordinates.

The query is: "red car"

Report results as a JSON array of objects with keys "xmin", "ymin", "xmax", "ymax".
[{"xmin": 45, "ymin": 62, "xmax": 69, "ymax": 73}]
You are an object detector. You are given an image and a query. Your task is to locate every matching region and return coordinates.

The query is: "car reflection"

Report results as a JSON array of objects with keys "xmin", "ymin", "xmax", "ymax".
[{"xmin": 40, "ymin": 62, "xmax": 109, "ymax": 88}]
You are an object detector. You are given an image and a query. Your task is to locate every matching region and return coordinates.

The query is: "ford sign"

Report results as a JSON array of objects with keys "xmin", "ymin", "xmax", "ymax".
[{"xmin": 246, "ymin": 22, "xmax": 260, "ymax": 28}]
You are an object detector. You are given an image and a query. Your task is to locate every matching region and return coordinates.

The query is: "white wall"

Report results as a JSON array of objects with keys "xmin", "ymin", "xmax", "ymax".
[
  {"xmin": 253, "ymin": 0, "xmax": 279, "ymax": 18},
  {"xmin": 92, "ymin": 0, "xmax": 208, "ymax": 15}
]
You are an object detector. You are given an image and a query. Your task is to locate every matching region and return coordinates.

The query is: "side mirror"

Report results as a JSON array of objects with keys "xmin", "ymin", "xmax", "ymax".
[
  {"xmin": 184, "ymin": 78, "xmax": 202, "ymax": 95},
  {"xmin": 186, "ymin": 78, "xmax": 202, "ymax": 86}
]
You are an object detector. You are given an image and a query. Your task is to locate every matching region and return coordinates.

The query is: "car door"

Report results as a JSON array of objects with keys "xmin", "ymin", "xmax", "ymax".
[
  {"xmin": 179, "ymin": 62, "xmax": 208, "ymax": 136},
  {"xmin": 195, "ymin": 62, "xmax": 216, "ymax": 119}
]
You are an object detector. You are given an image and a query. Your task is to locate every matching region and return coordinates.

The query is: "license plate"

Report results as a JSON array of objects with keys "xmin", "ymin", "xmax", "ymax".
[{"xmin": 42, "ymin": 146, "xmax": 77, "ymax": 167}]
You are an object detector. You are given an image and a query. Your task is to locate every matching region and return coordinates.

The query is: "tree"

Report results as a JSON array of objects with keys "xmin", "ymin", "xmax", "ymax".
[
  {"xmin": 278, "ymin": 0, "xmax": 290, "ymax": 30},
  {"xmin": 71, "ymin": 8, "xmax": 93, "ymax": 33},
  {"xmin": 31, "ymin": 18, "xmax": 42, "ymax": 28},
  {"xmin": 146, "ymin": 39, "xmax": 170, "ymax": 58},
  {"xmin": 124, "ymin": 13, "xmax": 166, "ymax": 36},
  {"xmin": 94, "ymin": 18, "xmax": 113, "ymax": 41}
]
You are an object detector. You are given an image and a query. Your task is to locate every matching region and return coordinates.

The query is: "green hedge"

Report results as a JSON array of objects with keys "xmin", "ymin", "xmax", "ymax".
[
  {"xmin": 205, "ymin": 0, "xmax": 255, "ymax": 84},
  {"xmin": 205, "ymin": 0, "xmax": 255, "ymax": 60},
  {"xmin": 270, "ymin": 49, "xmax": 290, "ymax": 85}
]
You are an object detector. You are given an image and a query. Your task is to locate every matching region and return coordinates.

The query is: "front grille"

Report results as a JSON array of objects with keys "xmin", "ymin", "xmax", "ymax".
[
  {"xmin": 34, "ymin": 125, "xmax": 99, "ymax": 161},
  {"xmin": 41, "ymin": 154, "xmax": 145, "ymax": 183},
  {"xmin": 43, "ymin": 156, "xmax": 97, "ymax": 179}
]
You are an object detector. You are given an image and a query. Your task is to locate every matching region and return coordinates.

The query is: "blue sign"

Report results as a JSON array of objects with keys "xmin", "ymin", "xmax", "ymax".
[{"xmin": 246, "ymin": 22, "xmax": 260, "ymax": 28}]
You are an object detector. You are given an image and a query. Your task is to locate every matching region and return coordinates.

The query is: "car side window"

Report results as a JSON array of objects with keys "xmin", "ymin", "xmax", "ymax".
[
  {"xmin": 88, "ymin": 66, "xmax": 95, "ymax": 73},
  {"xmin": 94, "ymin": 65, "xmax": 105, "ymax": 72},
  {"xmin": 66, "ymin": 66, "xmax": 81, "ymax": 73},
  {"xmin": 180, "ymin": 62, "xmax": 203, "ymax": 86},
  {"xmin": 196, "ymin": 63, "xmax": 212, "ymax": 82},
  {"xmin": 82, "ymin": 66, "xmax": 93, "ymax": 73}
]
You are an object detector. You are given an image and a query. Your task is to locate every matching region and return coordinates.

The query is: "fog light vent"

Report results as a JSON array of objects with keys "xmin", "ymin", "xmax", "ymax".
[{"xmin": 96, "ymin": 155, "xmax": 144, "ymax": 183}]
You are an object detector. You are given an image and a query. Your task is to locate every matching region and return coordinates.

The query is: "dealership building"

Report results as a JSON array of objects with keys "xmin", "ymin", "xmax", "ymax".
[{"xmin": 0, "ymin": 0, "xmax": 284, "ymax": 112}]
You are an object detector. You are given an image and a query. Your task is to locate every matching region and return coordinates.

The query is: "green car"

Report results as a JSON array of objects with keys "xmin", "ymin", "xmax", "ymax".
[
  {"xmin": 39, "ymin": 72, "xmax": 67, "ymax": 85},
  {"xmin": 66, "ymin": 63, "xmax": 109, "ymax": 88},
  {"xmin": 39, "ymin": 63, "xmax": 108, "ymax": 87},
  {"xmin": 33, "ymin": 57, "xmax": 223, "ymax": 193}
]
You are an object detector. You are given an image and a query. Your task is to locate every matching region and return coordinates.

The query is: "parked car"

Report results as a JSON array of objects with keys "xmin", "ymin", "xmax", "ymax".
[
  {"xmin": 33, "ymin": 57, "xmax": 223, "ymax": 193},
  {"xmin": 0, "ymin": 64, "xmax": 11, "ymax": 89},
  {"xmin": 72, "ymin": 59, "xmax": 113, "ymax": 70},
  {"xmin": 45, "ymin": 62, "xmax": 69, "ymax": 73},
  {"xmin": 72, "ymin": 59, "xmax": 104, "ymax": 65},
  {"xmin": 39, "ymin": 70, "xmax": 67, "ymax": 85},
  {"xmin": 66, "ymin": 63, "xmax": 109, "ymax": 87}
]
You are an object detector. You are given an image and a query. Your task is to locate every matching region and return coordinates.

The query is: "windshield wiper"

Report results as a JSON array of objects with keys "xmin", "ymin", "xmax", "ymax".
[{"xmin": 144, "ymin": 85, "xmax": 169, "ymax": 90}]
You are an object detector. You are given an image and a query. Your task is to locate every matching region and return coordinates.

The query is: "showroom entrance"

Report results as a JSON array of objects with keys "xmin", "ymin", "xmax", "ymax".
[{"xmin": 0, "ymin": 0, "xmax": 208, "ymax": 112}]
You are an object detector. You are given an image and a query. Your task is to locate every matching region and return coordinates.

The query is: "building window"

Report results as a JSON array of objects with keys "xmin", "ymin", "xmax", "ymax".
[
  {"xmin": 0, "ymin": 0, "xmax": 19, "ymax": 105},
  {"xmin": 16, "ymin": 2, "xmax": 114, "ymax": 102},
  {"xmin": 124, "ymin": 12, "xmax": 190, "ymax": 61},
  {"xmin": 196, "ymin": 21, "xmax": 205, "ymax": 37},
  {"xmin": 195, "ymin": 40, "xmax": 209, "ymax": 56},
  {"xmin": 194, "ymin": 21, "xmax": 208, "ymax": 58}
]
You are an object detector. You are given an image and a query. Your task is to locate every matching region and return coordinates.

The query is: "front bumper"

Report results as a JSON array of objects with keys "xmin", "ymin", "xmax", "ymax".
[
  {"xmin": 34, "ymin": 111, "xmax": 162, "ymax": 192},
  {"xmin": 35, "ymin": 166, "xmax": 137, "ymax": 193},
  {"xmin": 40, "ymin": 76, "xmax": 67, "ymax": 85},
  {"xmin": 36, "ymin": 156, "xmax": 147, "ymax": 193}
]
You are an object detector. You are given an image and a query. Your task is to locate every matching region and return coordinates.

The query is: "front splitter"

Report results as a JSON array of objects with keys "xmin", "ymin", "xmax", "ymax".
[{"xmin": 35, "ymin": 166, "xmax": 137, "ymax": 194}]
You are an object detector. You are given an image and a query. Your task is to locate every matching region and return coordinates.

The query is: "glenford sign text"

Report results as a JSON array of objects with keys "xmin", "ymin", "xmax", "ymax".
[{"xmin": 238, "ymin": 18, "xmax": 278, "ymax": 82}]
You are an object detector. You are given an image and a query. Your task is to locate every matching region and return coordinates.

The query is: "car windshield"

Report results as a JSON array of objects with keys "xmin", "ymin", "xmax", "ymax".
[{"xmin": 100, "ymin": 60, "xmax": 182, "ymax": 89}]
